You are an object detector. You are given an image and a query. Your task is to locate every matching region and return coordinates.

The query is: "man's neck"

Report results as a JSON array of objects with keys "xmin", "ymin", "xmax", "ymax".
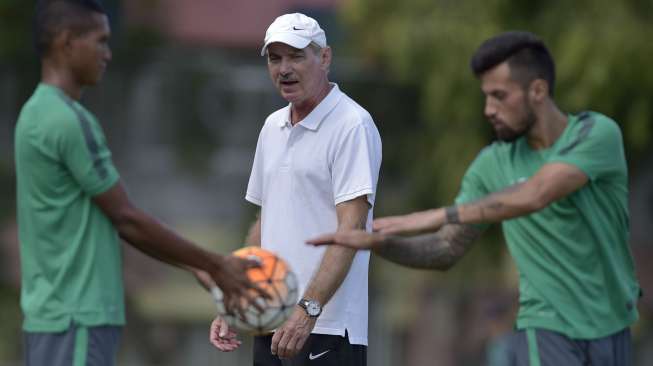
[
  {"xmin": 526, "ymin": 101, "xmax": 568, "ymax": 149},
  {"xmin": 290, "ymin": 82, "xmax": 333, "ymax": 125},
  {"xmin": 41, "ymin": 60, "xmax": 83, "ymax": 100}
]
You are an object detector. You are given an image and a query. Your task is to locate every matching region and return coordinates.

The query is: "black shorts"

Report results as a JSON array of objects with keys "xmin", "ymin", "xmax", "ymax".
[
  {"xmin": 24, "ymin": 325, "xmax": 122, "ymax": 366},
  {"xmin": 499, "ymin": 327, "xmax": 632, "ymax": 366},
  {"xmin": 253, "ymin": 331, "xmax": 366, "ymax": 366}
]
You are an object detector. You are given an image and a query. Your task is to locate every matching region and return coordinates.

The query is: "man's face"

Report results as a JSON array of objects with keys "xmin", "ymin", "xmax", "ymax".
[
  {"xmin": 67, "ymin": 13, "xmax": 112, "ymax": 86},
  {"xmin": 480, "ymin": 62, "xmax": 536, "ymax": 142},
  {"xmin": 266, "ymin": 42, "xmax": 328, "ymax": 105}
]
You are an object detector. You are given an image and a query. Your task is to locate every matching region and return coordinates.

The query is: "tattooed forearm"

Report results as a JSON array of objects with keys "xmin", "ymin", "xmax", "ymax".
[{"xmin": 375, "ymin": 224, "xmax": 483, "ymax": 270}]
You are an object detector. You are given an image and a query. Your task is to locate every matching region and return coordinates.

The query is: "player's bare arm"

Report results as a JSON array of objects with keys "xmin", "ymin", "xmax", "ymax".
[
  {"xmin": 373, "ymin": 162, "xmax": 588, "ymax": 235},
  {"xmin": 453, "ymin": 162, "xmax": 588, "ymax": 224},
  {"xmin": 374, "ymin": 224, "xmax": 483, "ymax": 270},
  {"xmin": 308, "ymin": 224, "xmax": 483, "ymax": 270},
  {"xmin": 271, "ymin": 195, "xmax": 369, "ymax": 359},
  {"xmin": 93, "ymin": 181, "xmax": 265, "ymax": 314}
]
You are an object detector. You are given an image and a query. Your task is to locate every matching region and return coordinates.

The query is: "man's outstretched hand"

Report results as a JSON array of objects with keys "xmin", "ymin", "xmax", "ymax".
[{"xmin": 306, "ymin": 230, "xmax": 384, "ymax": 250}]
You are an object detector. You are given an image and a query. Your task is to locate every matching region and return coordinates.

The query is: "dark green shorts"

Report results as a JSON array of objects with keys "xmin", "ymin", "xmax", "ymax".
[
  {"xmin": 502, "ymin": 327, "xmax": 632, "ymax": 366},
  {"xmin": 24, "ymin": 325, "xmax": 122, "ymax": 366}
]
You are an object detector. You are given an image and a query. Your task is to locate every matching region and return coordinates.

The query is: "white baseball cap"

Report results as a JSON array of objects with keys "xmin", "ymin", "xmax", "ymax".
[{"xmin": 261, "ymin": 13, "xmax": 327, "ymax": 56}]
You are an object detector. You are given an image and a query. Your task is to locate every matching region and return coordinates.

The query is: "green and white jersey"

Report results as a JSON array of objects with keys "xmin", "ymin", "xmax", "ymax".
[
  {"xmin": 455, "ymin": 111, "xmax": 640, "ymax": 339},
  {"xmin": 15, "ymin": 84, "xmax": 124, "ymax": 332}
]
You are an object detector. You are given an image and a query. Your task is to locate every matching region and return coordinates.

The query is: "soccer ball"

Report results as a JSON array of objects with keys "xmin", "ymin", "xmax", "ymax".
[{"xmin": 211, "ymin": 246, "xmax": 299, "ymax": 335}]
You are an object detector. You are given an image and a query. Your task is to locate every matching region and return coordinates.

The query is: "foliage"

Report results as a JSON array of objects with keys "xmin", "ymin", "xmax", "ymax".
[
  {"xmin": 341, "ymin": 0, "xmax": 653, "ymax": 205},
  {"xmin": 0, "ymin": 0, "xmax": 33, "ymax": 63},
  {"xmin": 0, "ymin": 286, "xmax": 21, "ymax": 360}
]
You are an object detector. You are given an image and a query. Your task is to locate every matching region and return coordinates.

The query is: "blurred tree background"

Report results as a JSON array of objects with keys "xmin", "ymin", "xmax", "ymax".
[
  {"xmin": 1, "ymin": 0, "xmax": 652, "ymax": 365},
  {"xmin": 341, "ymin": 0, "xmax": 653, "ymax": 206}
]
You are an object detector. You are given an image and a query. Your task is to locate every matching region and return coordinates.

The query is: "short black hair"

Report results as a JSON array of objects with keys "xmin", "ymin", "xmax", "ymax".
[
  {"xmin": 34, "ymin": 0, "xmax": 107, "ymax": 58},
  {"xmin": 470, "ymin": 31, "xmax": 556, "ymax": 96}
]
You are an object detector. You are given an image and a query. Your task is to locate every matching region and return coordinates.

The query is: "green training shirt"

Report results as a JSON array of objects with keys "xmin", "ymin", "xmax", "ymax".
[
  {"xmin": 15, "ymin": 83, "xmax": 125, "ymax": 332},
  {"xmin": 455, "ymin": 111, "xmax": 640, "ymax": 339}
]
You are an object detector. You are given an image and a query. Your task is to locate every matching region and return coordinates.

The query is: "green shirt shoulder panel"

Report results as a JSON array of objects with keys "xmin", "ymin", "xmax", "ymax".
[{"xmin": 549, "ymin": 111, "xmax": 627, "ymax": 182}]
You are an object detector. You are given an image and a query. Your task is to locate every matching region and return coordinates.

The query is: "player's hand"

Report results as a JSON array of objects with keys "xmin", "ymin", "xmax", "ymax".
[
  {"xmin": 373, "ymin": 209, "xmax": 443, "ymax": 235},
  {"xmin": 306, "ymin": 230, "xmax": 384, "ymax": 250},
  {"xmin": 208, "ymin": 254, "xmax": 270, "ymax": 316},
  {"xmin": 271, "ymin": 306, "xmax": 316, "ymax": 359},
  {"xmin": 210, "ymin": 316, "xmax": 241, "ymax": 352}
]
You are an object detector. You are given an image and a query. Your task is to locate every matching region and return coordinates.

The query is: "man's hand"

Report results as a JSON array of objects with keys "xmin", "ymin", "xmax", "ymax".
[
  {"xmin": 207, "ymin": 254, "xmax": 269, "ymax": 316},
  {"xmin": 307, "ymin": 230, "xmax": 384, "ymax": 250},
  {"xmin": 210, "ymin": 316, "xmax": 242, "ymax": 352},
  {"xmin": 372, "ymin": 209, "xmax": 444, "ymax": 235},
  {"xmin": 271, "ymin": 307, "xmax": 316, "ymax": 359}
]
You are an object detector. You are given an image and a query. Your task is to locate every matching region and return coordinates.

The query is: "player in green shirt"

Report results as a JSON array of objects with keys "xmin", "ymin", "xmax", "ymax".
[
  {"xmin": 308, "ymin": 31, "xmax": 640, "ymax": 365},
  {"xmin": 16, "ymin": 1, "xmax": 264, "ymax": 365}
]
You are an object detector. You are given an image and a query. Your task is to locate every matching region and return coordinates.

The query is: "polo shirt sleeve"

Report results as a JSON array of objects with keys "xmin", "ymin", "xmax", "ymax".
[
  {"xmin": 454, "ymin": 148, "xmax": 493, "ymax": 205},
  {"xmin": 56, "ymin": 109, "xmax": 119, "ymax": 196},
  {"xmin": 245, "ymin": 128, "xmax": 265, "ymax": 206},
  {"xmin": 548, "ymin": 115, "xmax": 625, "ymax": 181},
  {"xmin": 332, "ymin": 122, "xmax": 382, "ymax": 206}
]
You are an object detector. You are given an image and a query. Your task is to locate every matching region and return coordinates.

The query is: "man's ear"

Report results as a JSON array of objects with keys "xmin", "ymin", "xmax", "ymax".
[
  {"xmin": 529, "ymin": 79, "xmax": 549, "ymax": 103},
  {"xmin": 51, "ymin": 29, "xmax": 74, "ymax": 57},
  {"xmin": 320, "ymin": 46, "xmax": 332, "ymax": 71}
]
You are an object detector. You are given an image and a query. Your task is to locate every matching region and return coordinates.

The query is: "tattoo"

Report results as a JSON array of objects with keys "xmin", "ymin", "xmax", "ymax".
[
  {"xmin": 375, "ymin": 224, "xmax": 483, "ymax": 270},
  {"xmin": 445, "ymin": 206, "xmax": 460, "ymax": 224},
  {"xmin": 472, "ymin": 183, "xmax": 523, "ymax": 222}
]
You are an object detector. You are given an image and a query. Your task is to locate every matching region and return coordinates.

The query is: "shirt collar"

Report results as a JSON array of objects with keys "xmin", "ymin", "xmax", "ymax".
[
  {"xmin": 278, "ymin": 83, "xmax": 343, "ymax": 131},
  {"xmin": 39, "ymin": 83, "xmax": 68, "ymax": 100}
]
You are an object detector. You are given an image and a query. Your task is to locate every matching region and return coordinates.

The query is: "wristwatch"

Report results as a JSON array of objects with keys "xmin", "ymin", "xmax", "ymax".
[{"xmin": 298, "ymin": 298, "xmax": 322, "ymax": 317}]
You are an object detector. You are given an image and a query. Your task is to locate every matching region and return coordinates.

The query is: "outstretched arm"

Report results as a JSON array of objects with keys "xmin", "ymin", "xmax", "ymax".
[
  {"xmin": 374, "ymin": 224, "xmax": 483, "ymax": 270},
  {"xmin": 93, "ymin": 181, "xmax": 264, "ymax": 313},
  {"xmin": 451, "ymin": 162, "xmax": 587, "ymax": 224},
  {"xmin": 308, "ymin": 223, "xmax": 483, "ymax": 270},
  {"xmin": 373, "ymin": 162, "xmax": 588, "ymax": 235}
]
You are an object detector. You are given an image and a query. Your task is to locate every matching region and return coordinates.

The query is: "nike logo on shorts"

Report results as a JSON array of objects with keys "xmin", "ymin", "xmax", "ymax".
[{"xmin": 308, "ymin": 350, "xmax": 330, "ymax": 360}]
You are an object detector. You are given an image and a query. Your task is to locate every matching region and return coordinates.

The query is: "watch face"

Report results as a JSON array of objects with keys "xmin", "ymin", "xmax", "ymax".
[
  {"xmin": 300, "ymin": 299, "xmax": 321, "ymax": 317},
  {"xmin": 306, "ymin": 301, "xmax": 321, "ymax": 316}
]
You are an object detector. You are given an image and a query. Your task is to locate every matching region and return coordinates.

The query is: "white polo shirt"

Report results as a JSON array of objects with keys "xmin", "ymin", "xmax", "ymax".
[{"xmin": 246, "ymin": 84, "xmax": 381, "ymax": 345}]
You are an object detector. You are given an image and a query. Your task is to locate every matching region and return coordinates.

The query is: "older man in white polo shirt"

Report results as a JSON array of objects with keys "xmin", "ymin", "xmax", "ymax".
[{"xmin": 210, "ymin": 12, "xmax": 382, "ymax": 366}]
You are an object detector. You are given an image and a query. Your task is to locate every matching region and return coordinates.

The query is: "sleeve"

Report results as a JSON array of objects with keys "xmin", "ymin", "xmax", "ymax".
[
  {"xmin": 245, "ymin": 127, "xmax": 265, "ymax": 206},
  {"xmin": 331, "ymin": 121, "xmax": 382, "ymax": 206},
  {"xmin": 56, "ymin": 109, "xmax": 119, "ymax": 196},
  {"xmin": 454, "ymin": 149, "xmax": 493, "ymax": 230},
  {"xmin": 548, "ymin": 115, "xmax": 626, "ymax": 181},
  {"xmin": 454, "ymin": 148, "xmax": 493, "ymax": 205}
]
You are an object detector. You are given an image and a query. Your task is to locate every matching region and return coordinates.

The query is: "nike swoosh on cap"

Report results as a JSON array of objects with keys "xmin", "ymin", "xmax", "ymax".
[
  {"xmin": 308, "ymin": 350, "xmax": 330, "ymax": 360},
  {"xmin": 293, "ymin": 26, "xmax": 304, "ymax": 30}
]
